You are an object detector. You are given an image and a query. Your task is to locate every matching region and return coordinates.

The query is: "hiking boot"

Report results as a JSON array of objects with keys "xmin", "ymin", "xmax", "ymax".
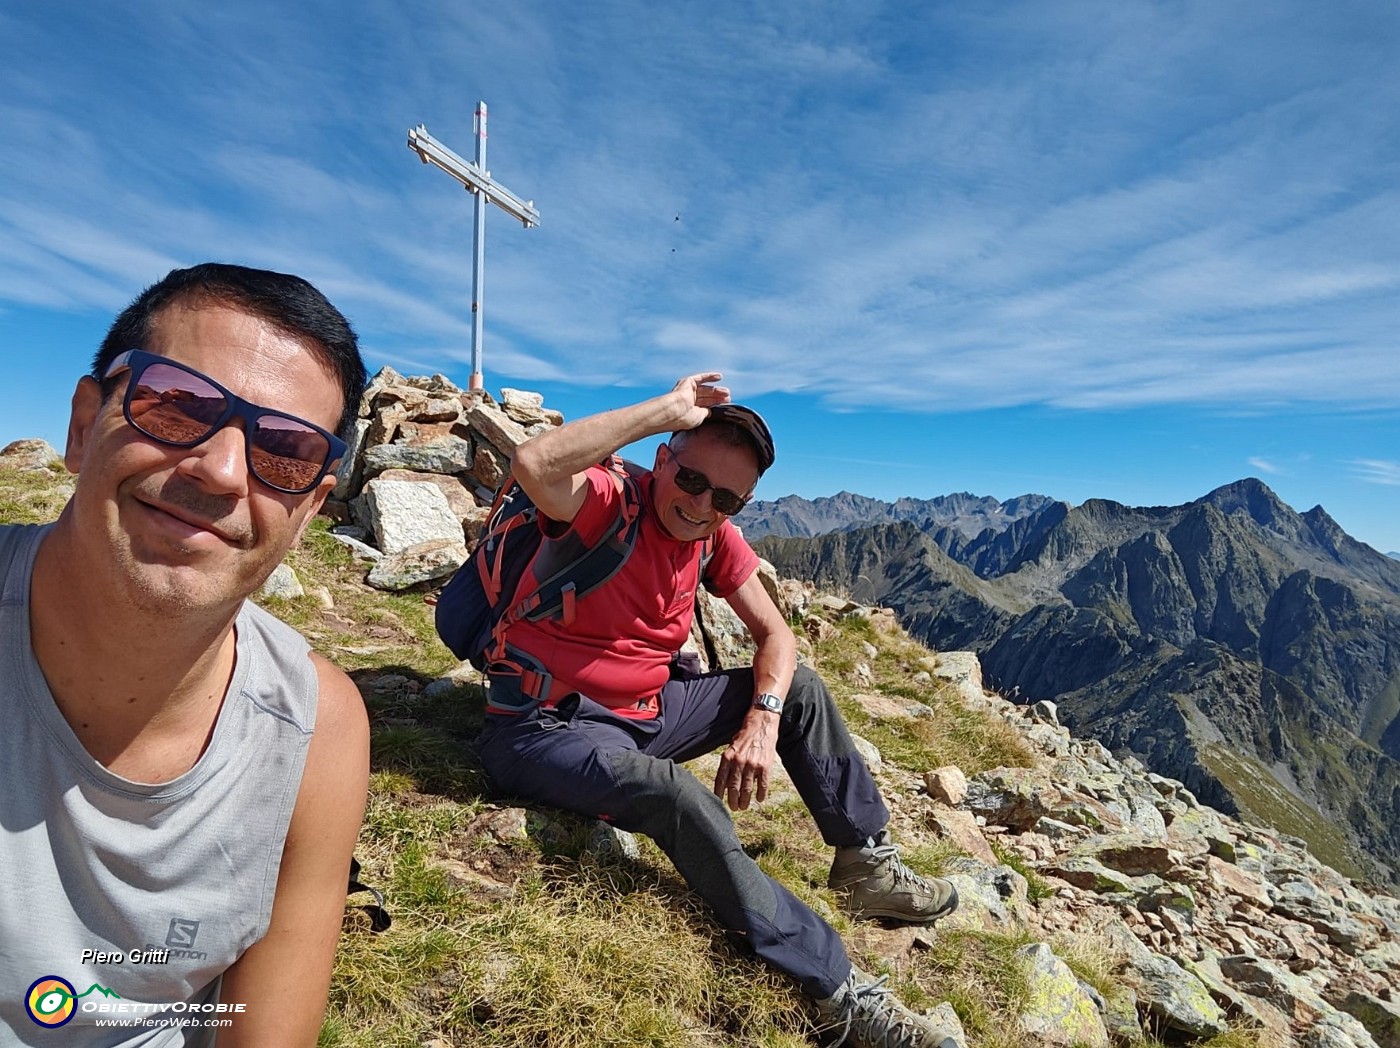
[
  {"xmin": 814, "ymin": 967, "xmax": 962, "ymax": 1048},
  {"xmin": 828, "ymin": 830, "xmax": 959, "ymax": 923}
]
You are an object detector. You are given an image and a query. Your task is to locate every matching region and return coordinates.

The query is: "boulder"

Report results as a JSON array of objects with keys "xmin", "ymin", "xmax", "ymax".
[
  {"xmin": 331, "ymin": 418, "xmax": 371, "ymax": 499},
  {"xmin": 924, "ymin": 766, "xmax": 968, "ymax": 807},
  {"xmin": 470, "ymin": 443, "xmax": 509, "ymax": 489},
  {"xmin": 1015, "ymin": 942, "xmax": 1110, "ymax": 1047},
  {"xmin": 940, "ymin": 858, "xmax": 1029, "ymax": 928},
  {"xmin": 1086, "ymin": 835, "xmax": 1179, "ymax": 877},
  {"xmin": 499, "ymin": 387, "xmax": 547, "ymax": 425},
  {"xmin": 695, "ymin": 588, "xmax": 753, "ymax": 669},
  {"xmin": 375, "ymin": 468, "xmax": 480, "ymax": 523},
  {"xmin": 327, "ymin": 528, "xmax": 382, "ymax": 561},
  {"xmin": 1108, "ymin": 921, "xmax": 1228, "ymax": 1038},
  {"xmin": 363, "ymin": 436, "xmax": 474, "ymax": 478},
  {"xmin": 924, "ymin": 807, "xmax": 998, "ymax": 866},
  {"xmin": 360, "ymin": 479, "xmax": 464, "ymax": 556},
  {"xmin": 1338, "ymin": 991, "xmax": 1400, "ymax": 1048},
  {"xmin": 366, "ymin": 538, "xmax": 467, "ymax": 591},
  {"xmin": 0, "ymin": 438, "xmax": 62, "ymax": 471},
  {"xmin": 464, "ymin": 402, "xmax": 530, "ymax": 455},
  {"xmin": 257, "ymin": 564, "xmax": 304, "ymax": 600},
  {"xmin": 964, "ymin": 767, "xmax": 1059, "ymax": 831}
]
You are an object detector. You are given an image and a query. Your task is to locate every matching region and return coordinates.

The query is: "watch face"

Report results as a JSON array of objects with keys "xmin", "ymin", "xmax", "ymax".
[{"xmin": 755, "ymin": 693, "xmax": 783, "ymax": 713}]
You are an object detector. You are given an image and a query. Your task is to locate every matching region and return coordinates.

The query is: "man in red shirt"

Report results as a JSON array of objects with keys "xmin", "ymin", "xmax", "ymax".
[{"xmin": 477, "ymin": 374, "xmax": 960, "ymax": 1048}]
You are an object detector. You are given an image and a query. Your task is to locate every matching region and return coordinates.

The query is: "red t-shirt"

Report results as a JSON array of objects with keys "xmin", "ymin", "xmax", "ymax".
[{"xmin": 502, "ymin": 464, "xmax": 759, "ymax": 718}]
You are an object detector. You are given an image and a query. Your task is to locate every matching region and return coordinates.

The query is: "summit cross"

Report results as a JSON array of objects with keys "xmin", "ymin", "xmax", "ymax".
[{"xmin": 408, "ymin": 102, "xmax": 540, "ymax": 391}]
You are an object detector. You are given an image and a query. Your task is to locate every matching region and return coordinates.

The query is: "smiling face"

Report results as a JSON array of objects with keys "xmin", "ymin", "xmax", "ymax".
[
  {"xmin": 651, "ymin": 429, "xmax": 760, "ymax": 542},
  {"xmin": 60, "ymin": 301, "xmax": 344, "ymax": 615}
]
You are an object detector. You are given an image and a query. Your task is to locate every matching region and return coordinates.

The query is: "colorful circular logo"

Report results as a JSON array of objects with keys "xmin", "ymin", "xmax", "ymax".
[{"xmin": 25, "ymin": 976, "xmax": 77, "ymax": 1027}]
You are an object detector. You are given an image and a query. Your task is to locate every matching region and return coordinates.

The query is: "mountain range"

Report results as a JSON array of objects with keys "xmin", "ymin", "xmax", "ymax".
[
  {"xmin": 734, "ymin": 490, "xmax": 1055, "ymax": 540},
  {"xmin": 754, "ymin": 479, "xmax": 1400, "ymax": 886}
]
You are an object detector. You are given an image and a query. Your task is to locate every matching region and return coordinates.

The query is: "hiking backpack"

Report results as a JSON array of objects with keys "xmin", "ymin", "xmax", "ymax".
[{"xmin": 434, "ymin": 455, "xmax": 645, "ymax": 710}]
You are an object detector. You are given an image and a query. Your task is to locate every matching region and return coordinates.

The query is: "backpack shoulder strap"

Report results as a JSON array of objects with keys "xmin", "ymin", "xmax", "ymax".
[
  {"xmin": 698, "ymin": 534, "xmax": 718, "ymax": 592},
  {"xmin": 483, "ymin": 456, "xmax": 645, "ymax": 690}
]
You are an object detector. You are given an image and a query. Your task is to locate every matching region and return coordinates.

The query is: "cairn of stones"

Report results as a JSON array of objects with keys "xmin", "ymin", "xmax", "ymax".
[{"xmin": 323, "ymin": 366, "xmax": 562, "ymax": 593}]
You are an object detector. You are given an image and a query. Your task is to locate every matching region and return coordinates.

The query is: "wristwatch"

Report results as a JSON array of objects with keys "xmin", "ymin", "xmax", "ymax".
[{"xmin": 753, "ymin": 692, "xmax": 784, "ymax": 714}]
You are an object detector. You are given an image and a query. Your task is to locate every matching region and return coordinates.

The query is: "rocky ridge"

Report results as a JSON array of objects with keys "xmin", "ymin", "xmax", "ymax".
[
  {"xmin": 734, "ymin": 489, "xmax": 1056, "ymax": 541},
  {"xmin": 225, "ymin": 370, "xmax": 1400, "ymax": 1046},
  {"xmin": 755, "ymin": 484, "xmax": 1400, "ymax": 887},
  {"xmin": 291, "ymin": 373, "xmax": 1400, "ymax": 1030},
  {"xmin": 708, "ymin": 589, "xmax": 1400, "ymax": 1047}
]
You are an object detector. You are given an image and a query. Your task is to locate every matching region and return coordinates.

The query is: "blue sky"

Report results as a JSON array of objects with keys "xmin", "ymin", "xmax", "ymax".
[{"xmin": 2, "ymin": 1, "xmax": 1397, "ymax": 552}]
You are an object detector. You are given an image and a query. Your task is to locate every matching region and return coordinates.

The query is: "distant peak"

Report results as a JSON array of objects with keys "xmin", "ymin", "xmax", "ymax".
[
  {"xmin": 1198, "ymin": 478, "xmax": 1288, "ymax": 523},
  {"xmin": 1075, "ymin": 496, "xmax": 1130, "ymax": 516},
  {"xmin": 1207, "ymin": 477, "xmax": 1278, "ymax": 499},
  {"xmin": 1302, "ymin": 504, "xmax": 1340, "ymax": 529}
]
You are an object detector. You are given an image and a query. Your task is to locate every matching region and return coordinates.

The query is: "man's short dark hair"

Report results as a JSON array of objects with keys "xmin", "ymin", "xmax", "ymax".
[{"xmin": 93, "ymin": 262, "xmax": 367, "ymax": 441}]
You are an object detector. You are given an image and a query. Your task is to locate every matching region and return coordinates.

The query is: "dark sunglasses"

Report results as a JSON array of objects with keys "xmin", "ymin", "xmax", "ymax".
[
  {"xmin": 664, "ymin": 445, "xmax": 752, "ymax": 516},
  {"xmin": 103, "ymin": 349, "xmax": 346, "ymax": 495}
]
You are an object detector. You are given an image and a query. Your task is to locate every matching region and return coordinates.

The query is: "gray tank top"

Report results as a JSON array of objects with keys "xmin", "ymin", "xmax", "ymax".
[{"xmin": 0, "ymin": 523, "xmax": 318, "ymax": 1046}]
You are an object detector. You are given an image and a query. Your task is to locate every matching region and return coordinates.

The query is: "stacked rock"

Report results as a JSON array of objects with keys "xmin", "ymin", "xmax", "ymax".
[{"xmin": 325, "ymin": 367, "xmax": 561, "ymax": 591}]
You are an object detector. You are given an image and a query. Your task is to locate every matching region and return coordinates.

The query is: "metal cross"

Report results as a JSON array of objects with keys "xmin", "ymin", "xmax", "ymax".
[{"xmin": 408, "ymin": 102, "xmax": 540, "ymax": 391}]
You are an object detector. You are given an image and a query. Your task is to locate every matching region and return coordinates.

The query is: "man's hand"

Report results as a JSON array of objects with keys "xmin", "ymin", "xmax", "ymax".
[
  {"xmin": 512, "ymin": 370, "xmax": 731, "ymax": 524},
  {"xmin": 670, "ymin": 372, "xmax": 731, "ymax": 431},
  {"xmin": 714, "ymin": 708, "xmax": 779, "ymax": 811}
]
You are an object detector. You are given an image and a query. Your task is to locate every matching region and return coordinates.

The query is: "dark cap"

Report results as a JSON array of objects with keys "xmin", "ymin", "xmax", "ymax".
[{"xmin": 708, "ymin": 403, "xmax": 775, "ymax": 473}]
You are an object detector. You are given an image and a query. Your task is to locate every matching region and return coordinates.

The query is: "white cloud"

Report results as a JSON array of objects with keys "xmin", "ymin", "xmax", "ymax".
[
  {"xmin": 1, "ymin": 1, "xmax": 1398, "ymax": 413},
  {"xmin": 1351, "ymin": 460, "xmax": 1400, "ymax": 486},
  {"xmin": 1248, "ymin": 457, "xmax": 1281, "ymax": 475}
]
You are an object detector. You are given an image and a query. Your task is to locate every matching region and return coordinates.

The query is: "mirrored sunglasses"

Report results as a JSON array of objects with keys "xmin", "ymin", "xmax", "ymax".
[
  {"xmin": 665, "ymin": 446, "xmax": 751, "ymax": 516},
  {"xmin": 103, "ymin": 349, "xmax": 346, "ymax": 495}
]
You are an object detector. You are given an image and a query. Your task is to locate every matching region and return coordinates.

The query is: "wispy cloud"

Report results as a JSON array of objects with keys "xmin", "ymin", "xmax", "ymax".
[
  {"xmin": 1, "ymin": 0, "xmax": 1398, "ymax": 415},
  {"xmin": 1248, "ymin": 457, "xmax": 1282, "ymax": 475},
  {"xmin": 1351, "ymin": 460, "xmax": 1400, "ymax": 486}
]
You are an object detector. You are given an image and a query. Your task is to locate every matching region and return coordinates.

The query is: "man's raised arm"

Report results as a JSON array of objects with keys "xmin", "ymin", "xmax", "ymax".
[{"xmin": 511, "ymin": 372, "xmax": 730, "ymax": 522}]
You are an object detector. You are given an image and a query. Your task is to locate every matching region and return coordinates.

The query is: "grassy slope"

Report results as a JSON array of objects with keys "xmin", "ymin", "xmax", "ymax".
[
  {"xmin": 1198, "ymin": 744, "xmax": 1366, "ymax": 882},
  {"xmin": 2, "ymin": 466, "xmax": 1260, "ymax": 1048}
]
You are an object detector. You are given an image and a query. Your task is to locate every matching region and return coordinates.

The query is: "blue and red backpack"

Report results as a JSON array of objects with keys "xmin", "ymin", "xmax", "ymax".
[{"xmin": 435, "ymin": 455, "xmax": 645, "ymax": 711}]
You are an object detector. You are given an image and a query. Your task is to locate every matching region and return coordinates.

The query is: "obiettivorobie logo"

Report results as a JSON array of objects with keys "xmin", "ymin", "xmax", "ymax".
[{"xmin": 24, "ymin": 976, "xmax": 121, "ymax": 1027}]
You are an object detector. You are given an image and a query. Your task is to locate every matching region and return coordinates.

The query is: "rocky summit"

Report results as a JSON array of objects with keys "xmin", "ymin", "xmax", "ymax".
[
  {"xmin": 7, "ymin": 380, "xmax": 1400, "ymax": 1047},
  {"xmin": 756, "ymin": 480, "xmax": 1400, "ymax": 889},
  {"xmin": 364, "ymin": 579, "xmax": 1400, "ymax": 1048},
  {"xmin": 316, "ymin": 366, "xmax": 567, "ymax": 592}
]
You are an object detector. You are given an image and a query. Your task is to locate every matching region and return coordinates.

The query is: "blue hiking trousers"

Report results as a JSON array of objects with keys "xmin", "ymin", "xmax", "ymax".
[{"xmin": 476, "ymin": 663, "xmax": 889, "ymax": 998}]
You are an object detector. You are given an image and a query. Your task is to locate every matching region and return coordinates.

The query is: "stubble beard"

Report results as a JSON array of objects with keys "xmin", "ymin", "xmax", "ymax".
[{"xmin": 114, "ymin": 475, "xmax": 263, "ymax": 614}]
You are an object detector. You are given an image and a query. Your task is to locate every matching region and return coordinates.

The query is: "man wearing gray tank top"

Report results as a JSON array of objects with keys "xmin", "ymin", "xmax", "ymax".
[{"xmin": 0, "ymin": 264, "xmax": 370, "ymax": 1046}]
